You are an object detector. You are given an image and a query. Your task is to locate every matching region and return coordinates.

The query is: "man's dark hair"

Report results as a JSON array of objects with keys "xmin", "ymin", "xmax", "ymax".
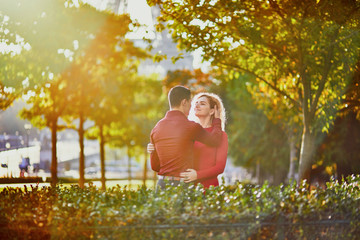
[{"xmin": 168, "ymin": 85, "xmax": 191, "ymax": 108}]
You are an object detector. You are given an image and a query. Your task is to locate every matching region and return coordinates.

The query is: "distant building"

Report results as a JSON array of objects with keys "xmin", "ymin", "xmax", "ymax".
[
  {"xmin": 106, "ymin": 0, "xmax": 128, "ymax": 15},
  {"xmin": 138, "ymin": 5, "xmax": 194, "ymax": 77},
  {"xmin": 102, "ymin": 0, "xmax": 194, "ymax": 78},
  {"xmin": 0, "ymin": 134, "xmax": 24, "ymax": 151}
]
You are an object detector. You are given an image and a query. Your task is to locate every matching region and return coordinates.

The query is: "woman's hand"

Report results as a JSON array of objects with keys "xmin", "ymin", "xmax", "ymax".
[
  {"xmin": 180, "ymin": 169, "xmax": 198, "ymax": 183},
  {"xmin": 214, "ymin": 104, "xmax": 220, "ymax": 119},
  {"xmin": 147, "ymin": 143, "xmax": 154, "ymax": 154}
]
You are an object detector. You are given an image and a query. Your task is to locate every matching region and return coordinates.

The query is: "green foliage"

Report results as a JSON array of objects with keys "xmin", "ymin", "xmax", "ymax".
[
  {"xmin": 7, "ymin": 1, "xmax": 155, "ymax": 187},
  {"xmin": 0, "ymin": 53, "xmax": 33, "ymax": 111},
  {"xmin": 148, "ymin": 0, "xmax": 360, "ymax": 180},
  {"xmin": 316, "ymin": 112, "xmax": 360, "ymax": 176},
  {"xmin": 102, "ymin": 75, "xmax": 166, "ymax": 168},
  {"xmin": 0, "ymin": 175, "xmax": 359, "ymax": 239},
  {"xmin": 0, "ymin": 0, "xmax": 107, "ymax": 110},
  {"xmin": 215, "ymin": 72, "xmax": 290, "ymax": 184},
  {"xmin": 20, "ymin": 77, "xmax": 69, "ymax": 129},
  {"xmin": 162, "ymin": 68, "xmax": 213, "ymax": 93}
]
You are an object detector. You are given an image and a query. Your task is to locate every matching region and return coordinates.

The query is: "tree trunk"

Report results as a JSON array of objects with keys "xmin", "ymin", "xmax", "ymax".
[
  {"xmin": 287, "ymin": 130, "xmax": 297, "ymax": 181},
  {"xmin": 143, "ymin": 148, "xmax": 148, "ymax": 187},
  {"xmin": 50, "ymin": 118, "xmax": 58, "ymax": 187},
  {"xmin": 256, "ymin": 159, "xmax": 261, "ymax": 184},
  {"xmin": 297, "ymin": 30, "xmax": 313, "ymax": 183},
  {"xmin": 99, "ymin": 124, "xmax": 106, "ymax": 190},
  {"xmin": 298, "ymin": 126, "xmax": 314, "ymax": 183},
  {"xmin": 127, "ymin": 146, "xmax": 131, "ymax": 187},
  {"xmin": 78, "ymin": 112, "xmax": 85, "ymax": 188}
]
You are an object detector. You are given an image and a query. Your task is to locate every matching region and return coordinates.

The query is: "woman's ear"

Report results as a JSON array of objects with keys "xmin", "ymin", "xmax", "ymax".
[{"xmin": 209, "ymin": 108, "xmax": 215, "ymax": 116}]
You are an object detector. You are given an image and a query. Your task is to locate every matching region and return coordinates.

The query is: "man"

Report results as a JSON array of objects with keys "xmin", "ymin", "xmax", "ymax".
[{"xmin": 150, "ymin": 85, "xmax": 222, "ymax": 189}]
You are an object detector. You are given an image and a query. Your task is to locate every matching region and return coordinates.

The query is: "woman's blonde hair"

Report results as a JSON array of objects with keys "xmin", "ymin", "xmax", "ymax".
[{"xmin": 188, "ymin": 92, "xmax": 226, "ymax": 131}]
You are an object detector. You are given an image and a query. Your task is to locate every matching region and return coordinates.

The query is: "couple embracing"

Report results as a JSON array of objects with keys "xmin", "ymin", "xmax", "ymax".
[{"xmin": 148, "ymin": 85, "xmax": 228, "ymax": 190}]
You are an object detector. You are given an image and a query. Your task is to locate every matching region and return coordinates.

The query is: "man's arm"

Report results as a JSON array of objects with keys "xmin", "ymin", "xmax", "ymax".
[
  {"xmin": 150, "ymin": 151, "xmax": 160, "ymax": 172},
  {"xmin": 149, "ymin": 136, "xmax": 160, "ymax": 172},
  {"xmin": 193, "ymin": 118, "xmax": 222, "ymax": 147}
]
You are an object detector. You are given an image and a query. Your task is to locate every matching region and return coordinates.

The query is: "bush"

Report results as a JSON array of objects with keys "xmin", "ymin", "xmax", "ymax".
[
  {"xmin": 0, "ymin": 177, "xmax": 44, "ymax": 184},
  {"xmin": 0, "ymin": 175, "xmax": 359, "ymax": 239}
]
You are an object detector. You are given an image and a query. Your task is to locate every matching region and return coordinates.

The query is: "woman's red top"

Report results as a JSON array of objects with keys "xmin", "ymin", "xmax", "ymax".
[{"xmin": 194, "ymin": 127, "xmax": 228, "ymax": 188}]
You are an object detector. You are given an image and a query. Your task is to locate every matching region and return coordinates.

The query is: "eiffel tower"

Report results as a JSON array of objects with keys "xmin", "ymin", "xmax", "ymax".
[{"xmin": 107, "ymin": 0, "xmax": 127, "ymax": 15}]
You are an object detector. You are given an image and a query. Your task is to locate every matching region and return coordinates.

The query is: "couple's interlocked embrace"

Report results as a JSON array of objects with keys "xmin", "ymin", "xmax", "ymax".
[{"xmin": 148, "ymin": 85, "xmax": 228, "ymax": 190}]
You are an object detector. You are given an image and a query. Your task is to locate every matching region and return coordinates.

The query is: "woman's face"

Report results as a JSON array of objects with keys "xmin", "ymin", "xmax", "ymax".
[{"xmin": 194, "ymin": 96, "xmax": 214, "ymax": 117}]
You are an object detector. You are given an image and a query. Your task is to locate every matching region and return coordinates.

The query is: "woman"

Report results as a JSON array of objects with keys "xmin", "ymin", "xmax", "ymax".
[{"xmin": 179, "ymin": 92, "xmax": 228, "ymax": 188}]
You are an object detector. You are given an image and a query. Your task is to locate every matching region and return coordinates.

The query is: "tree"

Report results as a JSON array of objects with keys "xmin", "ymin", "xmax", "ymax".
[
  {"xmin": 2, "ymin": 0, "xmax": 108, "ymax": 185},
  {"xmin": 0, "ymin": 53, "xmax": 26, "ymax": 111},
  {"xmin": 101, "ymin": 74, "xmax": 166, "ymax": 187},
  {"xmin": 85, "ymin": 73, "xmax": 141, "ymax": 190},
  {"xmin": 148, "ymin": 0, "xmax": 360, "ymax": 181},
  {"xmin": 0, "ymin": 82, "xmax": 18, "ymax": 112},
  {"xmin": 341, "ymin": 59, "xmax": 360, "ymax": 119},
  {"xmin": 63, "ymin": 11, "xmax": 149, "ymax": 188},
  {"xmin": 0, "ymin": 0, "xmax": 104, "ymax": 109},
  {"xmin": 209, "ymin": 71, "xmax": 289, "ymax": 184},
  {"xmin": 315, "ymin": 59, "xmax": 360, "ymax": 178},
  {"xmin": 316, "ymin": 112, "xmax": 360, "ymax": 179},
  {"xmin": 125, "ymin": 76, "xmax": 166, "ymax": 186},
  {"xmin": 81, "ymin": 12, "xmax": 149, "ymax": 189},
  {"xmin": 20, "ymin": 78, "xmax": 69, "ymax": 186},
  {"xmin": 163, "ymin": 68, "xmax": 213, "ymax": 92},
  {"xmin": 244, "ymin": 73, "xmax": 303, "ymax": 181},
  {"xmin": 0, "ymin": 41, "xmax": 44, "ymax": 112}
]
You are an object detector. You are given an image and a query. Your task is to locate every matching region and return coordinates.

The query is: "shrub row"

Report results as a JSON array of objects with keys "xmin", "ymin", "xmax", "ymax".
[
  {"xmin": 0, "ymin": 177, "xmax": 44, "ymax": 184},
  {"xmin": 0, "ymin": 175, "xmax": 359, "ymax": 239},
  {"xmin": 0, "ymin": 177, "xmax": 136, "ymax": 184}
]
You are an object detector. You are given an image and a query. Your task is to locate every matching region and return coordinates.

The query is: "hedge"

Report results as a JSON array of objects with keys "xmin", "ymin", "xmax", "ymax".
[
  {"xmin": 0, "ymin": 175, "xmax": 359, "ymax": 239},
  {"xmin": 0, "ymin": 177, "xmax": 44, "ymax": 184}
]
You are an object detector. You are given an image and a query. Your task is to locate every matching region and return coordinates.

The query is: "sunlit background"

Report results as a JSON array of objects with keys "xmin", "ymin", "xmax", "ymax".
[
  {"xmin": 1, "ymin": 0, "xmax": 359, "ymax": 189},
  {"xmin": 0, "ymin": 0, "xmax": 245, "ymax": 189}
]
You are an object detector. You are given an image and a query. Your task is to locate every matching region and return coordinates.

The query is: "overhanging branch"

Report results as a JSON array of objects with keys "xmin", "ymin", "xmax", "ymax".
[
  {"xmin": 219, "ymin": 61, "xmax": 302, "ymax": 111},
  {"xmin": 310, "ymin": 28, "xmax": 340, "ymax": 119}
]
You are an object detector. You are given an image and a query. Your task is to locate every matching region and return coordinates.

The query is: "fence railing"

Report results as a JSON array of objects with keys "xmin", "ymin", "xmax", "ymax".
[{"xmin": 1, "ymin": 219, "xmax": 358, "ymax": 240}]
